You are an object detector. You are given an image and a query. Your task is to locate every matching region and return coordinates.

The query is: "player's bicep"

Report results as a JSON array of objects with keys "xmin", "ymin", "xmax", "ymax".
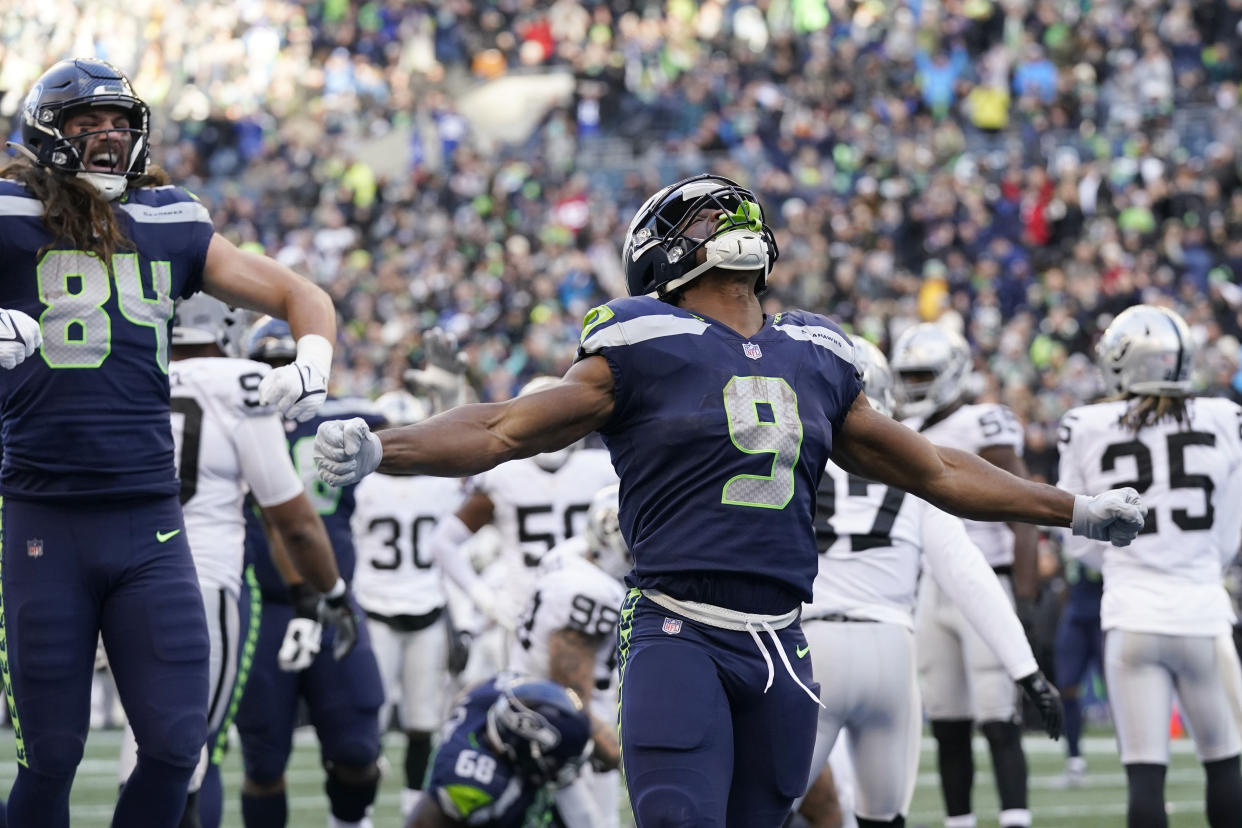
[
  {"xmin": 235, "ymin": 414, "xmax": 304, "ymax": 507},
  {"xmin": 493, "ymin": 357, "xmax": 615, "ymax": 456},
  {"xmin": 201, "ymin": 233, "xmax": 326, "ymax": 319},
  {"xmin": 833, "ymin": 392, "xmax": 948, "ymax": 492}
]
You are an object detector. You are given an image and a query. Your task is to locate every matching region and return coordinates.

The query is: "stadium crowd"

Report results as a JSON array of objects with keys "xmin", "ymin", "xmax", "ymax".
[{"xmin": 6, "ymin": 0, "xmax": 1242, "ymax": 456}]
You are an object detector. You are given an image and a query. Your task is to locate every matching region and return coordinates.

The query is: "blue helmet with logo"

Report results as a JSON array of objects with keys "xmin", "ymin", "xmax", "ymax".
[
  {"xmin": 485, "ymin": 677, "xmax": 593, "ymax": 788},
  {"xmin": 622, "ymin": 174, "xmax": 779, "ymax": 298}
]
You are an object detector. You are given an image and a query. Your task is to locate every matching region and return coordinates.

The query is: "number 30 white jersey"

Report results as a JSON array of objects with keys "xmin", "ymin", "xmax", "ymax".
[
  {"xmin": 351, "ymin": 473, "xmax": 465, "ymax": 618},
  {"xmin": 1058, "ymin": 397, "xmax": 1242, "ymax": 636},
  {"xmin": 904, "ymin": 403, "xmax": 1024, "ymax": 567},
  {"xmin": 169, "ymin": 357, "xmax": 304, "ymax": 597},
  {"xmin": 509, "ymin": 539, "xmax": 627, "ymax": 705}
]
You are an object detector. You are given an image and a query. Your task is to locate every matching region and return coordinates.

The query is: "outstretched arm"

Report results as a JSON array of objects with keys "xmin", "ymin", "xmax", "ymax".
[
  {"xmin": 378, "ymin": 356, "xmax": 615, "ymax": 478},
  {"xmin": 833, "ymin": 393, "xmax": 1074, "ymax": 526}
]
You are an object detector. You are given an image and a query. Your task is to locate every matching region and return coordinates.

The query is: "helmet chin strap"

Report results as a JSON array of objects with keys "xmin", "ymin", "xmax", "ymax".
[
  {"xmin": 657, "ymin": 232, "xmax": 769, "ymax": 297},
  {"xmin": 4, "ymin": 142, "xmax": 38, "ymax": 164},
  {"xmin": 76, "ymin": 171, "xmax": 127, "ymax": 201}
]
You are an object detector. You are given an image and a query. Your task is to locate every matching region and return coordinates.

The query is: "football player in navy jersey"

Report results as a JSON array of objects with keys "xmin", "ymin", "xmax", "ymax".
[
  {"xmin": 0, "ymin": 59, "xmax": 342, "ymax": 828},
  {"xmin": 315, "ymin": 174, "xmax": 1147, "ymax": 827},
  {"xmin": 233, "ymin": 318, "xmax": 386, "ymax": 828}
]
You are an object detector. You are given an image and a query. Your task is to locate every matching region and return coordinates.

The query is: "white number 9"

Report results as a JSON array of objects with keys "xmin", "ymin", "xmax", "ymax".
[{"xmin": 721, "ymin": 376, "xmax": 803, "ymax": 509}]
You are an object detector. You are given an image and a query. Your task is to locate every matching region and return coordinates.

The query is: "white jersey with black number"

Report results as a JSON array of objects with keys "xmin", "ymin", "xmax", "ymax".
[
  {"xmin": 468, "ymin": 449, "xmax": 619, "ymax": 568},
  {"xmin": 806, "ymin": 462, "xmax": 924, "ymax": 628},
  {"xmin": 509, "ymin": 538, "xmax": 627, "ymax": 701},
  {"xmin": 1058, "ymin": 397, "xmax": 1242, "ymax": 637},
  {"xmin": 351, "ymin": 472, "xmax": 464, "ymax": 618},
  {"xmin": 169, "ymin": 357, "xmax": 304, "ymax": 597},
  {"xmin": 904, "ymin": 403, "xmax": 1024, "ymax": 567}
]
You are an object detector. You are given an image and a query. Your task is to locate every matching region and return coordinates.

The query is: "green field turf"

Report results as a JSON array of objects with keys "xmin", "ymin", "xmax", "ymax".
[{"xmin": 0, "ymin": 729, "xmax": 1209, "ymax": 826}]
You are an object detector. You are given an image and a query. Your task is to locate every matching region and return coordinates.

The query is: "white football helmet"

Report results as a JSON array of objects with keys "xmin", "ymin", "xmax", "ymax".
[
  {"xmin": 849, "ymin": 335, "xmax": 895, "ymax": 417},
  {"xmin": 375, "ymin": 389, "xmax": 430, "ymax": 427},
  {"xmin": 584, "ymin": 484, "xmax": 630, "ymax": 581},
  {"xmin": 171, "ymin": 294, "xmax": 247, "ymax": 357},
  {"xmin": 518, "ymin": 376, "xmax": 579, "ymax": 472},
  {"xmin": 1096, "ymin": 305, "xmax": 1195, "ymax": 397},
  {"xmin": 889, "ymin": 323, "xmax": 972, "ymax": 419}
]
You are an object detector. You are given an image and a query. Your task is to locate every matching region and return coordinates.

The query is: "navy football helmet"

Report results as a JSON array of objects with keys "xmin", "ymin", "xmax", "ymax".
[
  {"xmin": 245, "ymin": 316, "xmax": 297, "ymax": 365},
  {"xmin": 623, "ymin": 174, "xmax": 778, "ymax": 298},
  {"xmin": 486, "ymin": 678, "xmax": 593, "ymax": 789},
  {"xmin": 14, "ymin": 59, "xmax": 150, "ymax": 200}
]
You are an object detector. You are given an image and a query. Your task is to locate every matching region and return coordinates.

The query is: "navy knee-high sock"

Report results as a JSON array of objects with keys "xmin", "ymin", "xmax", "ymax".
[
  {"xmin": 240, "ymin": 791, "xmax": 287, "ymax": 828},
  {"xmin": 9, "ymin": 768, "xmax": 71, "ymax": 828},
  {"xmin": 1063, "ymin": 694, "xmax": 1083, "ymax": 758},
  {"xmin": 197, "ymin": 764, "xmax": 223, "ymax": 828},
  {"xmin": 114, "ymin": 754, "xmax": 196, "ymax": 828}
]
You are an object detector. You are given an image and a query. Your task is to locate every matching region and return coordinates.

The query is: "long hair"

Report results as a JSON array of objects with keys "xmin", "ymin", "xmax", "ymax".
[
  {"xmin": 0, "ymin": 159, "xmax": 170, "ymax": 262},
  {"xmin": 1117, "ymin": 394, "xmax": 1190, "ymax": 433}
]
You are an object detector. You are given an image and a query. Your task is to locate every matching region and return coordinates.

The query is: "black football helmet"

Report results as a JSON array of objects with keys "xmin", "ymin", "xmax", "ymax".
[
  {"xmin": 245, "ymin": 316, "xmax": 297, "ymax": 364},
  {"xmin": 485, "ymin": 677, "xmax": 593, "ymax": 789},
  {"xmin": 623, "ymin": 174, "xmax": 779, "ymax": 297},
  {"xmin": 14, "ymin": 59, "xmax": 150, "ymax": 199}
]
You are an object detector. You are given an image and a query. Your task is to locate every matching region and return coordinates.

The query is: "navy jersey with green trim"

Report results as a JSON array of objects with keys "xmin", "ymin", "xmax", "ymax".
[
  {"xmin": 427, "ymin": 676, "xmax": 560, "ymax": 827},
  {"xmin": 0, "ymin": 180, "xmax": 211, "ymax": 500},
  {"xmin": 576, "ymin": 296, "xmax": 861, "ymax": 605},
  {"xmin": 245, "ymin": 398, "xmax": 384, "ymax": 600}
]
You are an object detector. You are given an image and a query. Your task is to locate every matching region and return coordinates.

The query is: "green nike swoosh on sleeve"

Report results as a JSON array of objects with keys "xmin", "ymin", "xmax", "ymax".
[
  {"xmin": 796, "ymin": 644, "xmax": 810, "ymax": 659},
  {"xmin": 156, "ymin": 529, "xmax": 182, "ymax": 543}
]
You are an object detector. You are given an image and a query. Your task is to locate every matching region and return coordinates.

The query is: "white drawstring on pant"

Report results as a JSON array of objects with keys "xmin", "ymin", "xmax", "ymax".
[{"xmin": 744, "ymin": 619, "xmax": 824, "ymax": 708}]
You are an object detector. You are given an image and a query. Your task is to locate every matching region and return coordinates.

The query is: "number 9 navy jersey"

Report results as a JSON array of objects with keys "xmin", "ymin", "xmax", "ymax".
[
  {"xmin": 0, "ymin": 179, "xmax": 211, "ymax": 500},
  {"xmin": 576, "ymin": 296, "xmax": 861, "ymax": 604}
]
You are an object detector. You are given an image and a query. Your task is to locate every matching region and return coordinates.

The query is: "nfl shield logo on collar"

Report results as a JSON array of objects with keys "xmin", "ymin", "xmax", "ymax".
[
  {"xmin": 662, "ymin": 618, "xmax": 682, "ymax": 635},
  {"xmin": 26, "ymin": 539, "xmax": 43, "ymax": 558},
  {"xmin": 742, "ymin": 342, "xmax": 762, "ymax": 360}
]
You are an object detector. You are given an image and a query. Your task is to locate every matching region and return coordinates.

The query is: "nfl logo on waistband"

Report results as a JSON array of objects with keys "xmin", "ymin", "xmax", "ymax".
[
  {"xmin": 743, "ymin": 342, "xmax": 762, "ymax": 360},
  {"xmin": 26, "ymin": 539, "xmax": 42, "ymax": 558},
  {"xmin": 662, "ymin": 618, "xmax": 682, "ymax": 635}
]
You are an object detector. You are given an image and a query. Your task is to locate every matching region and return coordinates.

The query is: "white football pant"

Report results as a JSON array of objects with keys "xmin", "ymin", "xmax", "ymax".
[{"xmin": 367, "ymin": 615, "xmax": 450, "ymax": 732}]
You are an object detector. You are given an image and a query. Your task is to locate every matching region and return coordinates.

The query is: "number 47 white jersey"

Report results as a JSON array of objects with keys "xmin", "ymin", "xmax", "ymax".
[{"xmin": 1057, "ymin": 396, "xmax": 1242, "ymax": 636}]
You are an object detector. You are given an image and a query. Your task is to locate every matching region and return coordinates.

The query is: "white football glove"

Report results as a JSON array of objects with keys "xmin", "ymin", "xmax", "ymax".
[
  {"xmin": 314, "ymin": 417, "xmax": 383, "ymax": 487},
  {"xmin": 258, "ymin": 334, "xmax": 331, "ymax": 422},
  {"xmin": 278, "ymin": 617, "xmax": 322, "ymax": 672},
  {"xmin": 0, "ymin": 308, "xmax": 42, "ymax": 369},
  {"xmin": 1072, "ymin": 487, "xmax": 1147, "ymax": 547},
  {"xmin": 403, "ymin": 327, "xmax": 469, "ymax": 412},
  {"xmin": 469, "ymin": 582, "xmax": 517, "ymax": 632}
]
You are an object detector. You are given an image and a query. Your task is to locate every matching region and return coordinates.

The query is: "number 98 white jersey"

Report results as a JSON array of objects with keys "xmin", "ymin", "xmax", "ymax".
[
  {"xmin": 169, "ymin": 357, "xmax": 304, "ymax": 597},
  {"xmin": 1058, "ymin": 396, "xmax": 1242, "ymax": 636},
  {"xmin": 903, "ymin": 403, "xmax": 1024, "ymax": 567},
  {"xmin": 351, "ymin": 472, "xmax": 465, "ymax": 618},
  {"xmin": 509, "ymin": 539, "xmax": 627, "ymax": 712}
]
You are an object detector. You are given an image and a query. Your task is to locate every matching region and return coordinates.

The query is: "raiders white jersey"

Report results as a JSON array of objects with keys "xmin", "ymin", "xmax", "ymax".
[
  {"xmin": 904, "ymin": 403, "xmax": 1024, "ymax": 566},
  {"xmin": 509, "ymin": 539, "xmax": 627, "ymax": 702},
  {"xmin": 1058, "ymin": 397, "xmax": 1242, "ymax": 636},
  {"xmin": 351, "ymin": 473, "xmax": 465, "ymax": 618},
  {"xmin": 467, "ymin": 449, "xmax": 618, "ymax": 568},
  {"xmin": 169, "ymin": 358, "xmax": 304, "ymax": 596}
]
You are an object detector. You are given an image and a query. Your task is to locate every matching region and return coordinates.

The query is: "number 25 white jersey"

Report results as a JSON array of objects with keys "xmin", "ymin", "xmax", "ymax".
[
  {"xmin": 1058, "ymin": 397, "xmax": 1242, "ymax": 636},
  {"xmin": 904, "ymin": 403, "xmax": 1024, "ymax": 567},
  {"xmin": 351, "ymin": 473, "xmax": 465, "ymax": 618},
  {"xmin": 170, "ymin": 357, "xmax": 304, "ymax": 597}
]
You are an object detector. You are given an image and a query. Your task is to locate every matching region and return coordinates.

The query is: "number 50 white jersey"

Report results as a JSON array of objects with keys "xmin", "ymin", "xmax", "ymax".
[
  {"xmin": 1058, "ymin": 397, "xmax": 1242, "ymax": 636},
  {"xmin": 351, "ymin": 473, "xmax": 465, "ymax": 618},
  {"xmin": 169, "ymin": 357, "xmax": 304, "ymax": 597}
]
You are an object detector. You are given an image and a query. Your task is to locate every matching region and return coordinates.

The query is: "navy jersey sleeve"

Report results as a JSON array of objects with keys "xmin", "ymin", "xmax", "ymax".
[
  {"xmin": 772, "ymin": 310, "xmax": 863, "ymax": 434},
  {"xmin": 120, "ymin": 186, "xmax": 214, "ymax": 299}
]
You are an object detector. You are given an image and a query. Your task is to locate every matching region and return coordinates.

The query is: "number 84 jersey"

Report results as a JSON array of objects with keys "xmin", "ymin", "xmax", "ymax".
[{"xmin": 1057, "ymin": 397, "xmax": 1242, "ymax": 636}]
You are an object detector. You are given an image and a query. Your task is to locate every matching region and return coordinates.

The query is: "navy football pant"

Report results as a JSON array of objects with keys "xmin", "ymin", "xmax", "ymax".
[
  {"xmin": 0, "ymin": 497, "xmax": 209, "ymax": 828},
  {"xmin": 618, "ymin": 591, "xmax": 820, "ymax": 827},
  {"xmin": 235, "ymin": 595, "xmax": 382, "ymax": 793}
]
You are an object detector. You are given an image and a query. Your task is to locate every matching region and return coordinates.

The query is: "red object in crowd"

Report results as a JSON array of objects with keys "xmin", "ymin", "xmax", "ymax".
[{"xmin": 522, "ymin": 17, "xmax": 555, "ymax": 62}]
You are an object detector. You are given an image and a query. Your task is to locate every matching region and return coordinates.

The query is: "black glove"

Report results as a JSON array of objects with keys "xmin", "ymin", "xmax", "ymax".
[
  {"xmin": 318, "ymin": 581, "xmax": 359, "ymax": 661},
  {"xmin": 443, "ymin": 606, "xmax": 472, "ymax": 676},
  {"xmin": 289, "ymin": 582, "xmax": 321, "ymax": 619},
  {"xmin": 1017, "ymin": 671, "xmax": 1063, "ymax": 740}
]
